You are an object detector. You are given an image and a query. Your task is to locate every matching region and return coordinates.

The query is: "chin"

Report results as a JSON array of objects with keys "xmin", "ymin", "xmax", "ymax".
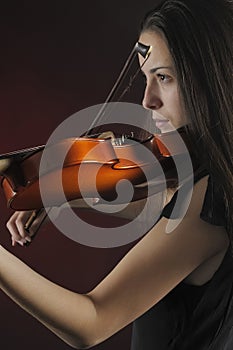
[{"xmin": 159, "ymin": 126, "xmax": 176, "ymax": 134}]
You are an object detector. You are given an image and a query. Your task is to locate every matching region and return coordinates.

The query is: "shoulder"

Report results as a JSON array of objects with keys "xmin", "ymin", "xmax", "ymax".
[
  {"xmin": 151, "ymin": 175, "xmax": 229, "ymax": 266},
  {"xmin": 131, "ymin": 175, "xmax": 229, "ymax": 280}
]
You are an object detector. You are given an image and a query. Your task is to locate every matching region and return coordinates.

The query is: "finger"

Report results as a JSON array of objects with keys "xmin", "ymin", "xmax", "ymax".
[
  {"xmin": 6, "ymin": 211, "xmax": 31, "ymax": 242},
  {"xmin": 24, "ymin": 209, "xmax": 48, "ymax": 240},
  {"xmin": 15, "ymin": 211, "xmax": 36, "ymax": 239},
  {"xmin": 92, "ymin": 197, "xmax": 100, "ymax": 205},
  {"xmin": 7, "ymin": 209, "xmax": 49, "ymax": 247}
]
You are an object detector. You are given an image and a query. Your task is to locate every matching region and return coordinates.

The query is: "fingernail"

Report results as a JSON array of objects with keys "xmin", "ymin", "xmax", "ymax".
[
  {"xmin": 25, "ymin": 236, "xmax": 32, "ymax": 242},
  {"xmin": 92, "ymin": 197, "xmax": 100, "ymax": 205}
]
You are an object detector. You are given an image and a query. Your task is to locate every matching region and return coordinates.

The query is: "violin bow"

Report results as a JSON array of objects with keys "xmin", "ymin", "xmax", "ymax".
[{"xmin": 84, "ymin": 42, "xmax": 152, "ymax": 136}]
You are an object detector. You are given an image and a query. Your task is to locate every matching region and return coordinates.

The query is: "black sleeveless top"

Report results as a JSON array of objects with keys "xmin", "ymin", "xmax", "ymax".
[{"xmin": 131, "ymin": 172, "xmax": 233, "ymax": 350}]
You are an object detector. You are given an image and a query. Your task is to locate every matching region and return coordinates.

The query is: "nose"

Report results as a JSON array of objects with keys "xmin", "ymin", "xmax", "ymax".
[{"xmin": 142, "ymin": 83, "xmax": 163, "ymax": 110}]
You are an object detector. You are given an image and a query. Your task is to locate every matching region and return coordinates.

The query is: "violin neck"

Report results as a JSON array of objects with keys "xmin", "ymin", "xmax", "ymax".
[{"xmin": 0, "ymin": 145, "xmax": 45, "ymax": 161}]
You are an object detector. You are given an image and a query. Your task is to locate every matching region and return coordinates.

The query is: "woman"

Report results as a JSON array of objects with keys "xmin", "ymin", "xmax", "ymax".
[{"xmin": 2, "ymin": 0, "xmax": 233, "ymax": 348}]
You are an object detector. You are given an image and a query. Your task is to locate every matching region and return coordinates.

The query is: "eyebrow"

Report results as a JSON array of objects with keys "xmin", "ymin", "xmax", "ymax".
[{"xmin": 149, "ymin": 66, "xmax": 173, "ymax": 74}]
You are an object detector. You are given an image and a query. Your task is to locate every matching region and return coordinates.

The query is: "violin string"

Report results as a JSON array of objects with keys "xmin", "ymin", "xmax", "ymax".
[{"xmin": 84, "ymin": 44, "xmax": 151, "ymax": 137}]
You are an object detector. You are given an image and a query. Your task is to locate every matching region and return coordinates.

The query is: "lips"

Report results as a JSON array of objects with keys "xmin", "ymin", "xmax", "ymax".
[{"xmin": 154, "ymin": 119, "xmax": 169, "ymax": 129}]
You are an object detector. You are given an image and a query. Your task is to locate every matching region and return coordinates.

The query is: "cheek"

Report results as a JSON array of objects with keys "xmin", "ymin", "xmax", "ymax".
[
  {"xmin": 166, "ymin": 91, "xmax": 180, "ymax": 113},
  {"xmin": 169, "ymin": 89, "xmax": 185, "ymax": 119}
]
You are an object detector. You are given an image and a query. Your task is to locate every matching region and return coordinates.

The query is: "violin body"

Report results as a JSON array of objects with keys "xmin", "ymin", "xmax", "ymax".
[{"xmin": 0, "ymin": 127, "xmax": 191, "ymax": 211}]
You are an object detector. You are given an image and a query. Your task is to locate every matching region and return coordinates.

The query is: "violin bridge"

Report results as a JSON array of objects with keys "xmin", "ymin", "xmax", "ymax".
[{"xmin": 98, "ymin": 130, "xmax": 116, "ymax": 140}]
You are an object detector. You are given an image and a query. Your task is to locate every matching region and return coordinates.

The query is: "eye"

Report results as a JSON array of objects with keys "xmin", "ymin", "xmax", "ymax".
[{"xmin": 157, "ymin": 73, "xmax": 171, "ymax": 83}]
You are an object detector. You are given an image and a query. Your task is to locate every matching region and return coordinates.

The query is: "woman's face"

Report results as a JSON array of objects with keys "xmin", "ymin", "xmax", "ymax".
[{"xmin": 139, "ymin": 30, "xmax": 188, "ymax": 133}]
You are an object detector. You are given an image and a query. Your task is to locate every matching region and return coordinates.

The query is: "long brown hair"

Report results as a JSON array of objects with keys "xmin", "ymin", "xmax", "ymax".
[{"xmin": 141, "ymin": 0, "xmax": 233, "ymax": 244}]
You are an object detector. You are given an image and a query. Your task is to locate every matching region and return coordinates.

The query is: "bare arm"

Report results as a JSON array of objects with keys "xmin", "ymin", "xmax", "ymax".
[{"xmin": 0, "ymin": 176, "xmax": 228, "ymax": 348}]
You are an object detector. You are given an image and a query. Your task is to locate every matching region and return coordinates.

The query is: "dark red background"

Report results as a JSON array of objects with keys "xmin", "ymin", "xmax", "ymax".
[{"xmin": 0, "ymin": 1, "xmax": 159, "ymax": 349}]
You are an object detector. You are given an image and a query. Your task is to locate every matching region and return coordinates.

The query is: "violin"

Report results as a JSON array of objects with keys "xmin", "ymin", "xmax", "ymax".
[{"xmin": 0, "ymin": 124, "xmax": 193, "ymax": 211}]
